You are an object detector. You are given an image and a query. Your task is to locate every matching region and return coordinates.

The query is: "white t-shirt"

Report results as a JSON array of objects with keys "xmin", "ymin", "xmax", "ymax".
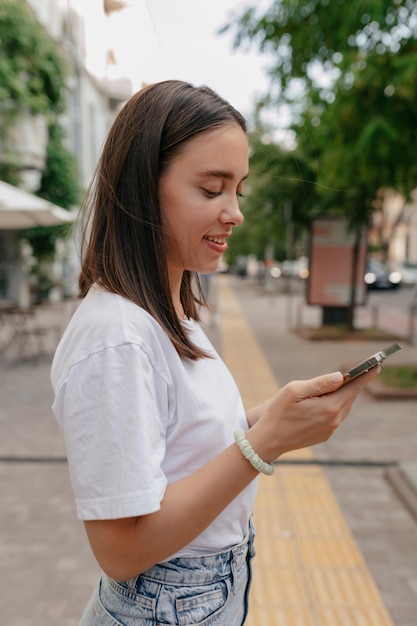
[{"xmin": 51, "ymin": 286, "xmax": 258, "ymax": 557}]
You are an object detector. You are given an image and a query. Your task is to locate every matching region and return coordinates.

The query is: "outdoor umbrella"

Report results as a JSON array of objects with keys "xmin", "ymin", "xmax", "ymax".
[{"xmin": 0, "ymin": 180, "xmax": 76, "ymax": 229}]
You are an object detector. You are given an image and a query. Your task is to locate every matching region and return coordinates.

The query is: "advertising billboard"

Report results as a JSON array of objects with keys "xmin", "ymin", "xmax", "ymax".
[{"xmin": 307, "ymin": 218, "xmax": 367, "ymax": 307}]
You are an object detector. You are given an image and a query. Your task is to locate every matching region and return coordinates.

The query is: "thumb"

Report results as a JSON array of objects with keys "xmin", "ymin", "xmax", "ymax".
[{"xmin": 304, "ymin": 371, "xmax": 344, "ymax": 398}]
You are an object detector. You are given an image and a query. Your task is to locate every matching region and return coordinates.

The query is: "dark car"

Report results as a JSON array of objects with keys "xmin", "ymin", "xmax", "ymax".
[{"xmin": 364, "ymin": 259, "xmax": 401, "ymax": 289}]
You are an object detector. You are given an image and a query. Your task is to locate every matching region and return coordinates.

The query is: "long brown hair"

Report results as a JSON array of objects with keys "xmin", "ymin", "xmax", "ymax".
[{"xmin": 78, "ymin": 80, "xmax": 246, "ymax": 359}]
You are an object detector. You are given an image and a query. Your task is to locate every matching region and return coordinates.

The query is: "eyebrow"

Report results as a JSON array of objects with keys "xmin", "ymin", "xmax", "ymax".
[{"xmin": 198, "ymin": 169, "xmax": 249, "ymax": 182}]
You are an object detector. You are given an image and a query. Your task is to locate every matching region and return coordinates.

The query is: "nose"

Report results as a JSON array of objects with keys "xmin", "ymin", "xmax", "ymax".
[{"xmin": 221, "ymin": 195, "xmax": 244, "ymax": 226}]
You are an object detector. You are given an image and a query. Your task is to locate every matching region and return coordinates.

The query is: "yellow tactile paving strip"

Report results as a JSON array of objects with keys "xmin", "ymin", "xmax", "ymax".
[{"xmin": 217, "ymin": 276, "xmax": 394, "ymax": 626}]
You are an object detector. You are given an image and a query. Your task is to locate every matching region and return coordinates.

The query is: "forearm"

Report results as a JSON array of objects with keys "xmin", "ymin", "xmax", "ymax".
[{"xmin": 85, "ymin": 440, "xmax": 259, "ymax": 581}]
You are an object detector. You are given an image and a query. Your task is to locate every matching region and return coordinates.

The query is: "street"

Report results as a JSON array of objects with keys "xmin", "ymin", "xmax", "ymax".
[
  {"xmin": 267, "ymin": 273, "xmax": 416, "ymax": 311},
  {"xmin": 367, "ymin": 284, "xmax": 417, "ymax": 312}
]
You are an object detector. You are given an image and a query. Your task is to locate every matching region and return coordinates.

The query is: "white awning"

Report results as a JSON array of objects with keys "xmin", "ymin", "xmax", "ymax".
[{"xmin": 0, "ymin": 180, "xmax": 76, "ymax": 230}]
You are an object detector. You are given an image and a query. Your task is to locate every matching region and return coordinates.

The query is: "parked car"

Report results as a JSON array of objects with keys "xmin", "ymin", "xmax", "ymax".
[
  {"xmin": 281, "ymin": 257, "xmax": 309, "ymax": 280},
  {"xmin": 399, "ymin": 262, "xmax": 417, "ymax": 287},
  {"xmin": 364, "ymin": 259, "xmax": 402, "ymax": 289}
]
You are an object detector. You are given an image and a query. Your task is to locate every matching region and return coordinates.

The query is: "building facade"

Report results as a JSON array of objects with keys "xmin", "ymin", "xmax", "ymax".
[{"xmin": 0, "ymin": 0, "xmax": 133, "ymax": 304}]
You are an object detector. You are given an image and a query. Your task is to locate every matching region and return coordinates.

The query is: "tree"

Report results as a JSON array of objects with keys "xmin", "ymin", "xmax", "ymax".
[
  {"xmin": 222, "ymin": 0, "xmax": 417, "ymax": 327},
  {"xmin": 227, "ymin": 128, "xmax": 319, "ymax": 266},
  {"xmin": 221, "ymin": 1, "xmax": 416, "ymax": 104},
  {"xmin": 222, "ymin": 0, "xmax": 417, "ymax": 219}
]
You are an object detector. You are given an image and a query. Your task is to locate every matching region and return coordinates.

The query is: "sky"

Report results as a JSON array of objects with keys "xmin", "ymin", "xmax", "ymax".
[{"xmin": 106, "ymin": 0, "xmax": 273, "ymax": 119}]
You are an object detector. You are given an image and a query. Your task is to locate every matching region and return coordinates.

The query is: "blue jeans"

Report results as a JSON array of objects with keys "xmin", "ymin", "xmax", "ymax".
[{"xmin": 79, "ymin": 520, "xmax": 255, "ymax": 626}]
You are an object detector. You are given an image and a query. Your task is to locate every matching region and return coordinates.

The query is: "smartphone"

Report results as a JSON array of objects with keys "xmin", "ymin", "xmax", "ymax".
[{"xmin": 342, "ymin": 343, "xmax": 402, "ymax": 384}]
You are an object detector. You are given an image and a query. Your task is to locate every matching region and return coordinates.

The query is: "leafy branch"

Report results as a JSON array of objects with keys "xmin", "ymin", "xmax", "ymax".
[{"xmin": 0, "ymin": 0, "xmax": 68, "ymax": 123}]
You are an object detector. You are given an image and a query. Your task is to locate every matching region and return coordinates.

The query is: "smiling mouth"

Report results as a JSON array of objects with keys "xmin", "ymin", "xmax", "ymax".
[{"xmin": 204, "ymin": 235, "xmax": 227, "ymax": 244}]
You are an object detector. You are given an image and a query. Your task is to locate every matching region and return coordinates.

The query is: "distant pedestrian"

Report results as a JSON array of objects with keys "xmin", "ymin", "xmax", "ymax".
[{"xmin": 51, "ymin": 80, "xmax": 379, "ymax": 625}]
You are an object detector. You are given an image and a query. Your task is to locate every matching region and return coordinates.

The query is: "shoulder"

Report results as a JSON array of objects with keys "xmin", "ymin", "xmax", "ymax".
[
  {"xmin": 51, "ymin": 287, "xmax": 176, "ymax": 387},
  {"xmin": 67, "ymin": 286, "xmax": 170, "ymax": 345}
]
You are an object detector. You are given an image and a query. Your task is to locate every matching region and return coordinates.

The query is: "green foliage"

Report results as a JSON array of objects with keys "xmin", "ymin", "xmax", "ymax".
[
  {"xmin": 228, "ymin": 130, "xmax": 320, "ymax": 262},
  {"xmin": 0, "ymin": 162, "xmax": 20, "ymax": 186},
  {"xmin": 222, "ymin": 0, "xmax": 416, "ymax": 107},
  {"xmin": 24, "ymin": 224, "xmax": 71, "ymax": 263},
  {"xmin": 0, "ymin": 0, "xmax": 68, "ymax": 122},
  {"xmin": 293, "ymin": 44, "xmax": 417, "ymax": 236},
  {"xmin": 37, "ymin": 121, "xmax": 80, "ymax": 210},
  {"xmin": 379, "ymin": 365, "xmax": 417, "ymax": 389},
  {"xmin": 24, "ymin": 120, "xmax": 80, "ymax": 265},
  {"xmin": 221, "ymin": 0, "xmax": 417, "ymax": 231}
]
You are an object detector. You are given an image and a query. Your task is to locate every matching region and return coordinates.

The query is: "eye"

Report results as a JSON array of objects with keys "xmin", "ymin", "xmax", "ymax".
[
  {"xmin": 237, "ymin": 191, "xmax": 245, "ymax": 198},
  {"xmin": 203, "ymin": 189, "xmax": 222, "ymax": 198}
]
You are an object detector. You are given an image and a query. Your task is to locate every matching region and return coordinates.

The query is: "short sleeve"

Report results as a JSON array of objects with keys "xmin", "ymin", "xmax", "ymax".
[{"xmin": 56, "ymin": 343, "xmax": 169, "ymax": 520}]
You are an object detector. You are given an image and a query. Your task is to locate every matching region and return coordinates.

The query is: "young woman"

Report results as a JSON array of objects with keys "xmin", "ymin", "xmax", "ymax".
[{"xmin": 51, "ymin": 80, "xmax": 378, "ymax": 626}]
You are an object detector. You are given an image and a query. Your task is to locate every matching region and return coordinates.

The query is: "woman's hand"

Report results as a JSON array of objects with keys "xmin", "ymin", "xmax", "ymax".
[{"xmin": 246, "ymin": 366, "xmax": 379, "ymax": 462}]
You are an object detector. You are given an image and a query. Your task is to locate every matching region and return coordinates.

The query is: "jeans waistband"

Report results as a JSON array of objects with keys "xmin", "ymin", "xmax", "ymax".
[{"xmin": 116, "ymin": 519, "xmax": 255, "ymax": 590}]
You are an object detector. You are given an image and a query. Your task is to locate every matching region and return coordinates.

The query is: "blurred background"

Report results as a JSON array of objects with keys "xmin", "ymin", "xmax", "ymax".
[
  {"xmin": 1, "ymin": 4, "xmax": 417, "ymax": 624},
  {"xmin": 1, "ymin": 0, "xmax": 417, "ymax": 332}
]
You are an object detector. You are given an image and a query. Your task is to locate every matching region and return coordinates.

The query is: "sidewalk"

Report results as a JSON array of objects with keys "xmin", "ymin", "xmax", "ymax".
[
  {"xmin": 1, "ymin": 276, "xmax": 417, "ymax": 625},
  {"xmin": 217, "ymin": 277, "xmax": 394, "ymax": 625},
  {"xmin": 219, "ymin": 274, "xmax": 417, "ymax": 626}
]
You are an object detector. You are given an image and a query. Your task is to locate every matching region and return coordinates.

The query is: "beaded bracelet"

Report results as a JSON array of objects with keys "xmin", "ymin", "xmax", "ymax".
[{"xmin": 233, "ymin": 429, "xmax": 274, "ymax": 476}]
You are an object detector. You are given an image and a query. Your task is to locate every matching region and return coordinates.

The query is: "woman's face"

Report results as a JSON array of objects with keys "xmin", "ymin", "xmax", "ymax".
[{"xmin": 159, "ymin": 123, "xmax": 248, "ymax": 288}]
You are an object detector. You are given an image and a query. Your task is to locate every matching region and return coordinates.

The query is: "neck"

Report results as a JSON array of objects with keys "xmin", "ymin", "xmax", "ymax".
[
  {"xmin": 175, "ymin": 306, "xmax": 186, "ymax": 320},
  {"xmin": 169, "ymin": 267, "xmax": 184, "ymax": 320}
]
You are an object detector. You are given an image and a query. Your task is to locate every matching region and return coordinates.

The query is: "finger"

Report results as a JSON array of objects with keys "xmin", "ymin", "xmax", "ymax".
[{"xmin": 291, "ymin": 371, "xmax": 344, "ymax": 400}]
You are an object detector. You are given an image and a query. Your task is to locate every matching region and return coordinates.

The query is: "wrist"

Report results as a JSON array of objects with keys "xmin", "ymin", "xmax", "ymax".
[
  {"xmin": 245, "ymin": 422, "xmax": 282, "ymax": 464},
  {"xmin": 233, "ymin": 429, "xmax": 275, "ymax": 476}
]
